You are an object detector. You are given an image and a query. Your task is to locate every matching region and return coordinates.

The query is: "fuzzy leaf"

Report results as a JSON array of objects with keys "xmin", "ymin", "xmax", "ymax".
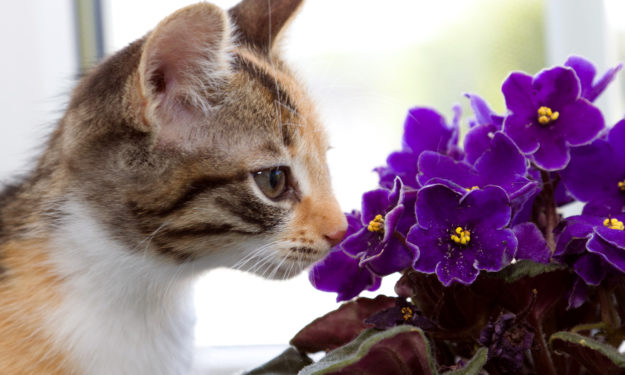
[
  {"xmin": 291, "ymin": 295, "xmax": 396, "ymax": 353},
  {"xmin": 243, "ymin": 347, "xmax": 312, "ymax": 375},
  {"xmin": 550, "ymin": 332, "xmax": 625, "ymax": 375},
  {"xmin": 442, "ymin": 348, "xmax": 488, "ymax": 375},
  {"xmin": 497, "ymin": 260, "xmax": 566, "ymax": 283},
  {"xmin": 298, "ymin": 326, "xmax": 437, "ymax": 375}
]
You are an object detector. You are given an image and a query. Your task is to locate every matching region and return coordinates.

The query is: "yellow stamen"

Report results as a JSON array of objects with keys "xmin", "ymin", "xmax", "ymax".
[
  {"xmin": 537, "ymin": 106, "xmax": 559, "ymax": 126},
  {"xmin": 368, "ymin": 214, "xmax": 385, "ymax": 232},
  {"xmin": 465, "ymin": 186, "xmax": 479, "ymax": 192},
  {"xmin": 401, "ymin": 307, "xmax": 413, "ymax": 321},
  {"xmin": 603, "ymin": 218, "xmax": 624, "ymax": 231},
  {"xmin": 618, "ymin": 180, "xmax": 625, "ymax": 191},
  {"xmin": 450, "ymin": 226, "xmax": 471, "ymax": 245}
]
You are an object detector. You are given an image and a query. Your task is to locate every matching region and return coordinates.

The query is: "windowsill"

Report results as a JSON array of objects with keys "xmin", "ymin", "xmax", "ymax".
[{"xmin": 193, "ymin": 345, "xmax": 289, "ymax": 374}]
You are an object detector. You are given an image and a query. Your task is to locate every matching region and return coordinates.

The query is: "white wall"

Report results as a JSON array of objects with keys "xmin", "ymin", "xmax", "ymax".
[{"xmin": 0, "ymin": 1, "xmax": 77, "ymax": 180}]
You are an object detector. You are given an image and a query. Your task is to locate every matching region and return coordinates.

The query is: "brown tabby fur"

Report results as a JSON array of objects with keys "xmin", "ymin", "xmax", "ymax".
[{"xmin": 0, "ymin": 1, "xmax": 346, "ymax": 373}]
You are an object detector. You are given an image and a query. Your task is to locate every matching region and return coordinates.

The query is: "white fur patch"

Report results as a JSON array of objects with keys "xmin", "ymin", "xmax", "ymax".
[{"xmin": 45, "ymin": 200, "xmax": 198, "ymax": 375}]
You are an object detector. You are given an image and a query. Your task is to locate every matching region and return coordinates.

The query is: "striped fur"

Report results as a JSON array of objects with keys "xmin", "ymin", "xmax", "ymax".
[{"xmin": 0, "ymin": 1, "xmax": 346, "ymax": 374}]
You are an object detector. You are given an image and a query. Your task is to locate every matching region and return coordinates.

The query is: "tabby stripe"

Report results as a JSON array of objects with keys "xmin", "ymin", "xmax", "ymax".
[
  {"xmin": 158, "ymin": 223, "xmax": 261, "ymax": 239},
  {"xmin": 232, "ymin": 54, "xmax": 296, "ymax": 146},
  {"xmin": 154, "ymin": 245, "xmax": 195, "ymax": 263},
  {"xmin": 214, "ymin": 193, "xmax": 285, "ymax": 231},
  {"xmin": 133, "ymin": 173, "xmax": 248, "ymax": 217}
]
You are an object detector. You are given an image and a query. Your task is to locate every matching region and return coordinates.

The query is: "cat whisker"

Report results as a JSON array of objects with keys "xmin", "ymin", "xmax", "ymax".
[
  {"xmin": 248, "ymin": 251, "xmax": 278, "ymax": 275},
  {"xmin": 231, "ymin": 241, "xmax": 279, "ymax": 271},
  {"xmin": 267, "ymin": 250, "xmax": 289, "ymax": 279}
]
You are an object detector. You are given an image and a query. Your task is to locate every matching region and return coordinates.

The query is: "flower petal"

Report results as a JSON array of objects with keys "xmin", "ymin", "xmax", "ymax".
[
  {"xmin": 309, "ymin": 247, "xmax": 380, "ymax": 302},
  {"xmin": 586, "ymin": 63, "xmax": 623, "ymax": 102},
  {"xmin": 417, "ymin": 151, "xmax": 478, "ymax": 188},
  {"xmin": 361, "ymin": 189, "xmax": 391, "ymax": 224},
  {"xmin": 459, "ymin": 186, "xmax": 512, "ymax": 230},
  {"xmin": 573, "ymin": 253, "xmax": 607, "ymax": 286},
  {"xmin": 403, "ymin": 107, "xmax": 452, "ymax": 154},
  {"xmin": 415, "ymin": 184, "xmax": 464, "ymax": 231},
  {"xmin": 567, "ymin": 278, "xmax": 588, "ymax": 309},
  {"xmin": 474, "ymin": 132, "xmax": 528, "ymax": 186},
  {"xmin": 363, "ymin": 236, "xmax": 418, "ymax": 276},
  {"xmin": 558, "ymin": 100, "xmax": 604, "ymax": 146},
  {"xmin": 342, "ymin": 228, "xmax": 376, "ymax": 257},
  {"xmin": 534, "ymin": 66, "xmax": 581, "ymax": 109},
  {"xmin": 586, "ymin": 234, "xmax": 625, "ymax": 274},
  {"xmin": 502, "ymin": 72, "xmax": 535, "ymax": 115},
  {"xmin": 531, "ymin": 135, "xmax": 570, "ymax": 171},
  {"xmin": 513, "ymin": 222, "xmax": 550, "ymax": 263},
  {"xmin": 561, "ymin": 139, "xmax": 616, "ymax": 202},
  {"xmin": 464, "ymin": 123, "xmax": 499, "ymax": 164},
  {"xmin": 466, "ymin": 93, "xmax": 503, "ymax": 128},
  {"xmin": 608, "ymin": 119, "xmax": 625, "ymax": 161},
  {"xmin": 503, "ymin": 114, "xmax": 540, "ymax": 154},
  {"xmin": 564, "ymin": 56, "xmax": 596, "ymax": 95},
  {"xmin": 473, "ymin": 228, "xmax": 517, "ymax": 271},
  {"xmin": 408, "ymin": 226, "xmax": 446, "ymax": 274},
  {"xmin": 386, "ymin": 151, "xmax": 418, "ymax": 188},
  {"xmin": 435, "ymin": 250, "xmax": 480, "ymax": 286}
]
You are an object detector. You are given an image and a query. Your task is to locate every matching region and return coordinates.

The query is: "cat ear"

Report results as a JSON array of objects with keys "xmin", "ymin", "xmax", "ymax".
[
  {"xmin": 137, "ymin": 3, "xmax": 232, "ymax": 145},
  {"xmin": 228, "ymin": 0, "xmax": 304, "ymax": 53}
]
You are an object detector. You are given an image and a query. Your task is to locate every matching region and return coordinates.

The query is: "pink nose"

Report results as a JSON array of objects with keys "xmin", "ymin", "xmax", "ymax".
[{"xmin": 324, "ymin": 229, "xmax": 347, "ymax": 247}]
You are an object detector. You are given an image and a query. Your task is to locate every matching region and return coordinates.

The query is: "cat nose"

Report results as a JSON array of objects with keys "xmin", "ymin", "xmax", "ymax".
[{"xmin": 323, "ymin": 228, "xmax": 347, "ymax": 247}]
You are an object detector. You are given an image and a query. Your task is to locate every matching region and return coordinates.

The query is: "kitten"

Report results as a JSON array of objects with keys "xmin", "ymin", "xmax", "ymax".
[{"xmin": 0, "ymin": 0, "xmax": 347, "ymax": 374}]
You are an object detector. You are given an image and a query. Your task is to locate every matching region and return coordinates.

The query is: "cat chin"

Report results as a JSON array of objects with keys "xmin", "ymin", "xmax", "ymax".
[{"xmin": 246, "ymin": 257, "xmax": 310, "ymax": 281}]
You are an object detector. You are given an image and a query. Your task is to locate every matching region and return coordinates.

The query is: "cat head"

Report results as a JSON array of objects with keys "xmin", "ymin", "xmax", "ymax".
[{"xmin": 51, "ymin": 0, "xmax": 347, "ymax": 279}]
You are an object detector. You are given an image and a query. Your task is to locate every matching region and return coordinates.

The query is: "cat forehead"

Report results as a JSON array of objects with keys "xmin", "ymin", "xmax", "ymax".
[{"xmin": 215, "ymin": 47, "xmax": 329, "ymax": 154}]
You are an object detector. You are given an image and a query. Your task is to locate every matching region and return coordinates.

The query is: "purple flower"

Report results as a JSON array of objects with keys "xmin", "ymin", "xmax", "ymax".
[
  {"xmin": 309, "ymin": 211, "xmax": 381, "ymax": 302},
  {"xmin": 479, "ymin": 312, "xmax": 534, "ymax": 374},
  {"xmin": 342, "ymin": 178, "xmax": 418, "ymax": 276},
  {"xmin": 564, "ymin": 56, "xmax": 623, "ymax": 102},
  {"xmin": 554, "ymin": 211, "xmax": 625, "ymax": 287},
  {"xmin": 464, "ymin": 94, "xmax": 504, "ymax": 164},
  {"xmin": 502, "ymin": 66, "xmax": 605, "ymax": 171},
  {"xmin": 407, "ymin": 184, "xmax": 517, "ymax": 286},
  {"xmin": 418, "ymin": 132, "xmax": 538, "ymax": 221},
  {"xmin": 376, "ymin": 107, "xmax": 461, "ymax": 188},
  {"xmin": 512, "ymin": 222, "xmax": 551, "ymax": 263},
  {"xmin": 561, "ymin": 119, "xmax": 625, "ymax": 214},
  {"xmin": 364, "ymin": 298, "xmax": 435, "ymax": 330}
]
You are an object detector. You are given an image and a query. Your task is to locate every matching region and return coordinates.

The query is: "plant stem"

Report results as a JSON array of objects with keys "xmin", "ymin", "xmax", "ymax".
[
  {"xmin": 570, "ymin": 322, "xmax": 606, "ymax": 334},
  {"xmin": 598, "ymin": 287, "xmax": 620, "ymax": 329},
  {"xmin": 530, "ymin": 316, "xmax": 557, "ymax": 375},
  {"xmin": 539, "ymin": 170, "xmax": 558, "ymax": 252}
]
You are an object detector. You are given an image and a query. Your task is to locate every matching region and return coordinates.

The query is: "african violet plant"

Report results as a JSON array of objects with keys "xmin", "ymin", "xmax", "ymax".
[{"xmin": 247, "ymin": 56, "xmax": 625, "ymax": 375}]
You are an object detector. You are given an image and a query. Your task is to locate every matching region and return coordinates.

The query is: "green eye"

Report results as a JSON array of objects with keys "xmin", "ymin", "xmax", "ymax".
[{"xmin": 253, "ymin": 167, "xmax": 288, "ymax": 200}]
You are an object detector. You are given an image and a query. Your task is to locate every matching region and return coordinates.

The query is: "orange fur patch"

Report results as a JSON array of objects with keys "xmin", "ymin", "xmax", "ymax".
[{"xmin": 0, "ymin": 239, "xmax": 74, "ymax": 374}]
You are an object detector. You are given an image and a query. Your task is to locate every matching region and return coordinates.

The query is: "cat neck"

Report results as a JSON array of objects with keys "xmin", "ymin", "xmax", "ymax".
[{"xmin": 44, "ymin": 199, "xmax": 198, "ymax": 375}]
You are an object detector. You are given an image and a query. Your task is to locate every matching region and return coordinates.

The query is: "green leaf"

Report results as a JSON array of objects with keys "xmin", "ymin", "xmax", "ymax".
[
  {"xmin": 243, "ymin": 347, "xmax": 312, "ymax": 375},
  {"xmin": 298, "ymin": 325, "xmax": 437, "ymax": 375},
  {"xmin": 550, "ymin": 331, "xmax": 625, "ymax": 375},
  {"xmin": 442, "ymin": 347, "xmax": 488, "ymax": 375},
  {"xmin": 497, "ymin": 260, "xmax": 566, "ymax": 283}
]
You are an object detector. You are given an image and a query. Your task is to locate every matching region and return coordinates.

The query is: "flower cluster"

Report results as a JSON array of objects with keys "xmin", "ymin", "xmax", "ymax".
[
  {"xmin": 253, "ymin": 56, "xmax": 625, "ymax": 375},
  {"xmin": 310, "ymin": 56, "xmax": 623, "ymax": 304}
]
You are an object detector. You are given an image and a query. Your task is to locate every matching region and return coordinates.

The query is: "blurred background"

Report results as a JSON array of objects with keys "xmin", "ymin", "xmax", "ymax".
[{"xmin": 1, "ymin": 0, "xmax": 624, "ymax": 373}]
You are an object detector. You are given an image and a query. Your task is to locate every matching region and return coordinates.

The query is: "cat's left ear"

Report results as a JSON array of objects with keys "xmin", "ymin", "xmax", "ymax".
[
  {"xmin": 229, "ymin": 0, "xmax": 304, "ymax": 53},
  {"xmin": 137, "ymin": 3, "xmax": 232, "ymax": 146}
]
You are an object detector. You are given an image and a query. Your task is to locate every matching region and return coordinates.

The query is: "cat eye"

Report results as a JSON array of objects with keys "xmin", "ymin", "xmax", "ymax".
[{"xmin": 253, "ymin": 167, "xmax": 289, "ymax": 200}]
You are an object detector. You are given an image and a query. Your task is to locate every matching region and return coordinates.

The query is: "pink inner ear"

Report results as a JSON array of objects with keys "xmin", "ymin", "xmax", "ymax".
[{"xmin": 138, "ymin": 3, "xmax": 232, "ymax": 149}]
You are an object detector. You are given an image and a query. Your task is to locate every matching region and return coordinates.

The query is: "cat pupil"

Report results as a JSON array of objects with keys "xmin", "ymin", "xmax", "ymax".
[
  {"xmin": 254, "ymin": 167, "xmax": 287, "ymax": 199},
  {"xmin": 270, "ymin": 169, "xmax": 282, "ymax": 188}
]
